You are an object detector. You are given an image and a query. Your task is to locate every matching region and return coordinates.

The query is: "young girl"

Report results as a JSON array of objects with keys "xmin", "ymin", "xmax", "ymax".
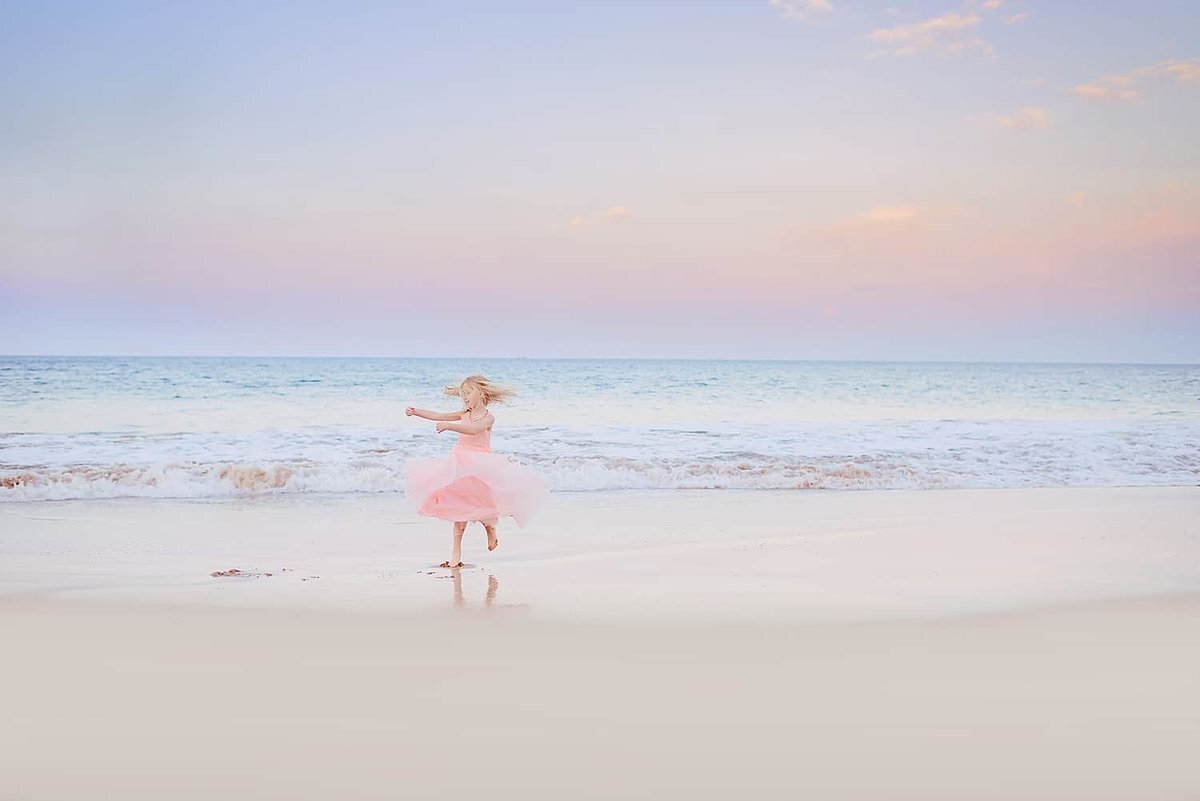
[{"xmin": 404, "ymin": 375, "xmax": 548, "ymax": 568}]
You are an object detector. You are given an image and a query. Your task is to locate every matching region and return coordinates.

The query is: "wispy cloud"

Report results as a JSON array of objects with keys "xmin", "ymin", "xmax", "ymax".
[
  {"xmin": 863, "ymin": 203, "xmax": 962, "ymax": 223},
  {"xmin": 769, "ymin": 0, "xmax": 833, "ymax": 21},
  {"xmin": 1068, "ymin": 192, "xmax": 1089, "ymax": 208},
  {"xmin": 1004, "ymin": 12, "xmax": 1030, "ymax": 24},
  {"xmin": 568, "ymin": 206, "xmax": 632, "ymax": 227},
  {"xmin": 984, "ymin": 106, "xmax": 1050, "ymax": 129},
  {"xmin": 820, "ymin": 203, "xmax": 962, "ymax": 234},
  {"xmin": 1138, "ymin": 58, "xmax": 1200, "ymax": 83},
  {"xmin": 867, "ymin": 12, "xmax": 992, "ymax": 58},
  {"xmin": 861, "ymin": 204, "xmax": 921, "ymax": 222},
  {"xmin": 794, "ymin": 203, "xmax": 964, "ymax": 254},
  {"xmin": 981, "ymin": 0, "xmax": 1002, "ymax": 9},
  {"xmin": 1074, "ymin": 75, "xmax": 1137, "ymax": 101},
  {"xmin": 1075, "ymin": 57, "xmax": 1200, "ymax": 101}
]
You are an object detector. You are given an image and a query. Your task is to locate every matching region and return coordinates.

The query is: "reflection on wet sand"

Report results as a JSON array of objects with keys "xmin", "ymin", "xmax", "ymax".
[{"xmin": 445, "ymin": 569, "xmax": 528, "ymax": 612}]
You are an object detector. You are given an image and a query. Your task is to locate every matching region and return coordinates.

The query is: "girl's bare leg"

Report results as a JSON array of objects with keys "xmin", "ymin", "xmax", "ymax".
[
  {"xmin": 441, "ymin": 521, "xmax": 467, "ymax": 567},
  {"xmin": 483, "ymin": 518, "xmax": 499, "ymax": 552}
]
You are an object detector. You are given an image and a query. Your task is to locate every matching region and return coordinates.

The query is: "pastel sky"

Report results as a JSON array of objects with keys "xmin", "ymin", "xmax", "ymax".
[{"xmin": 2, "ymin": 1, "xmax": 1198, "ymax": 361}]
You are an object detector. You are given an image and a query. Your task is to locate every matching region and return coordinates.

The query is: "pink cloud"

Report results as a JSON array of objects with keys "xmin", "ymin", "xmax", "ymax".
[
  {"xmin": 568, "ymin": 206, "xmax": 632, "ymax": 227},
  {"xmin": 1137, "ymin": 58, "xmax": 1200, "ymax": 83},
  {"xmin": 984, "ymin": 106, "xmax": 1050, "ymax": 129},
  {"xmin": 1074, "ymin": 74, "xmax": 1139, "ymax": 101},
  {"xmin": 1075, "ymin": 57, "xmax": 1200, "ymax": 101},
  {"xmin": 868, "ymin": 13, "xmax": 992, "ymax": 58}
]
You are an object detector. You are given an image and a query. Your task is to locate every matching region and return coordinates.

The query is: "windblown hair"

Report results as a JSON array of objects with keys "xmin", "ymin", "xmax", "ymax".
[{"xmin": 443, "ymin": 374, "xmax": 516, "ymax": 406}]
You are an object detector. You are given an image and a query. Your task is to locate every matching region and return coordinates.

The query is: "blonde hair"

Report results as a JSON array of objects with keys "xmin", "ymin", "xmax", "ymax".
[{"xmin": 443, "ymin": 374, "xmax": 516, "ymax": 406}]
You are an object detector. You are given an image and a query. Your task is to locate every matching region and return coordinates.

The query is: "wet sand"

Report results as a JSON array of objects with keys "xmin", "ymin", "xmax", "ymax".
[{"xmin": 2, "ymin": 487, "xmax": 1198, "ymax": 620}]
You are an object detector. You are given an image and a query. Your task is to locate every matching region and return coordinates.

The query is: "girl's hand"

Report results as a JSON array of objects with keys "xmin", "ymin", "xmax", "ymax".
[
  {"xmin": 435, "ymin": 422, "xmax": 449, "ymax": 433},
  {"xmin": 405, "ymin": 406, "xmax": 416, "ymax": 416}
]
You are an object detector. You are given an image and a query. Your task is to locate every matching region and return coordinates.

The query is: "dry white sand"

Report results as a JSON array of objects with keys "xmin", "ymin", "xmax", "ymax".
[
  {"xmin": 2, "ymin": 594, "xmax": 1198, "ymax": 799},
  {"xmin": 2, "ymin": 487, "xmax": 1199, "ymax": 798}
]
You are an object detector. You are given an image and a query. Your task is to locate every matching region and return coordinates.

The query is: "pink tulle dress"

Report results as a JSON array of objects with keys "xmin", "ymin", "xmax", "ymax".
[{"xmin": 404, "ymin": 410, "xmax": 548, "ymax": 527}]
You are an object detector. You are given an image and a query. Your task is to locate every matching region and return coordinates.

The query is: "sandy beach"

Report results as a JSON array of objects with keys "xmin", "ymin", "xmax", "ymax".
[
  {"xmin": 3, "ymin": 487, "xmax": 1199, "ymax": 798},
  {"xmin": 2, "ymin": 592, "xmax": 1198, "ymax": 800}
]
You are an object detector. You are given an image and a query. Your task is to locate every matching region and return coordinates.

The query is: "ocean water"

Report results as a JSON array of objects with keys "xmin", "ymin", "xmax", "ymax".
[{"xmin": 1, "ymin": 357, "xmax": 1197, "ymax": 502}]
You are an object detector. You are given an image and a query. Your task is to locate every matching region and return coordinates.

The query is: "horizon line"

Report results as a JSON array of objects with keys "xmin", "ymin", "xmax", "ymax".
[{"xmin": 2, "ymin": 354, "xmax": 1197, "ymax": 368}]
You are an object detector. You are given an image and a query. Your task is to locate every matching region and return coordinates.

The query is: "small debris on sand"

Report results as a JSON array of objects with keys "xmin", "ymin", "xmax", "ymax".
[{"xmin": 210, "ymin": 568, "xmax": 274, "ymax": 578}]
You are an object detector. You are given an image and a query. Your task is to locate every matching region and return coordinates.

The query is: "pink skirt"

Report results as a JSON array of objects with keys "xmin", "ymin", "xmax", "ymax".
[{"xmin": 403, "ymin": 445, "xmax": 549, "ymax": 527}]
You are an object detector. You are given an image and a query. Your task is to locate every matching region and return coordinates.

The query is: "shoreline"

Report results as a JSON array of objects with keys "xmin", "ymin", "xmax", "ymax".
[{"xmin": 3, "ymin": 478, "xmax": 1199, "ymax": 509}]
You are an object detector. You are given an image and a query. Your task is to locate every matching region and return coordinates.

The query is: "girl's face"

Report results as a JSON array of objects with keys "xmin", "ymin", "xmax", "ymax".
[{"xmin": 461, "ymin": 382, "xmax": 482, "ymax": 409}]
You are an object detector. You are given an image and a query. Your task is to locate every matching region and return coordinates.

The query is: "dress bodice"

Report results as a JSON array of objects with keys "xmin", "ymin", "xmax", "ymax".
[{"xmin": 456, "ymin": 412, "xmax": 493, "ymax": 452}]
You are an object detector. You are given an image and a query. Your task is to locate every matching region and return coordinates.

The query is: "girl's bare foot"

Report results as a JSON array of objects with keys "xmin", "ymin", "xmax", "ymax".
[
  {"xmin": 444, "ymin": 521, "xmax": 466, "ymax": 568},
  {"xmin": 485, "ymin": 524, "xmax": 499, "ymax": 552}
]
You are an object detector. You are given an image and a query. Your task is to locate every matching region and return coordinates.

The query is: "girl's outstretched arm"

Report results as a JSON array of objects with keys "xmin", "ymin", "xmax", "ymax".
[
  {"xmin": 436, "ymin": 413, "xmax": 493, "ymax": 435},
  {"xmin": 405, "ymin": 407, "xmax": 465, "ymax": 422}
]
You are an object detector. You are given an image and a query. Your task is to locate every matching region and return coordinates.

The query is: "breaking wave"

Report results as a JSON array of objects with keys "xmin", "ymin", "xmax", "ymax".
[{"xmin": 2, "ymin": 446, "xmax": 1196, "ymax": 502}]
